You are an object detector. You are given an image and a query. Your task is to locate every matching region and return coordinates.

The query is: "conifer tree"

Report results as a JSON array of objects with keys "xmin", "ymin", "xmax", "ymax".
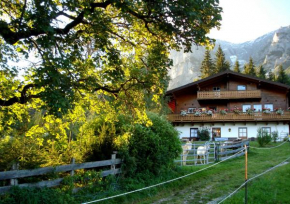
[
  {"xmin": 243, "ymin": 64, "xmax": 247, "ymax": 73},
  {"xmin": 276, "ymin": 65, "xmax": 290, "ymax": 85},
  {"xmin": 243, "ymin": 57, "xmax": 256, "ymax": 77},
  {"xmin": 257, "ymin": 65, "xmax": 266, "ymax": 79},
  {"xmin": 267, "ymin": 70, "xmax": 275, "ymax": 81},
  {"xmin": 215, "ymin": 45, "xmax": 230, "ymax": 73},
  {"xmin": 200, "ymin": 50, "xmax": 215, "ymax": 78},
  {"xmin": 233, "ymin": 60, "xmax": 241, "ymax": 73}
]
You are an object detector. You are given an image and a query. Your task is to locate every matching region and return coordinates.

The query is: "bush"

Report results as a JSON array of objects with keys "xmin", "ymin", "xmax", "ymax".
[
  {"xmin": 121, "ymin": 112, "xmax": 181, "ymax": 177},
  {"xmin": 257, "ymin": 128, "xmax": 272, "ymax": 147},
  {"xmin": 271, "ymin": 131, "xmax": 278, "ymax": 143},
  {"xmin": 0, "ymin": 186, "xmax": 76, "ymax": 204},
  {"xmin": 197, "ymin": 128, "xmax": 210, "ymax": 141}
]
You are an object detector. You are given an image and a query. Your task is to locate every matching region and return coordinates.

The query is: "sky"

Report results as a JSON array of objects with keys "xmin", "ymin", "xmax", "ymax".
[{"xmin": 208, "ymin": 0, "xmax": 290, "ymax": 44}]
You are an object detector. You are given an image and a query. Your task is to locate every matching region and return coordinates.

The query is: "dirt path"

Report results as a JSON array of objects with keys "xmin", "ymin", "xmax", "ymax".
[{"xmin": 151, "ymin": 183, "xmax": 226, "ymax": 204}]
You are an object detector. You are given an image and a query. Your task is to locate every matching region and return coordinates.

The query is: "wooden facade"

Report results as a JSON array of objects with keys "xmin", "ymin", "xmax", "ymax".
[
  {"xmin": 166, "ymin": 71, "xmax": 290, "ymax": 139},
  {"xmin": 167, "ymin": 71, "xmax": 290, "ymax": 118}
]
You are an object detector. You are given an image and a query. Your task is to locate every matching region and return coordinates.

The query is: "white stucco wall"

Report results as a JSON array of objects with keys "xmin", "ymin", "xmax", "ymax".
[{"xmin": 175, "ymin": 122, "xmax": 289, "ymax": 139}]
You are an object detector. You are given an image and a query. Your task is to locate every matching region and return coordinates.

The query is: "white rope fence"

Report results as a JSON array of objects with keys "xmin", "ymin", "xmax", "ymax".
[
  {"xmin": 82, "ymin": 148, "xmax": 246, "ymax": 204},
  {"xmin": 218, "ymin": 155, "xmax": 290, "ymax": 203},
  {"xmin": 250, "ymin": 141, "xmax": 288, "ymax": 150}
]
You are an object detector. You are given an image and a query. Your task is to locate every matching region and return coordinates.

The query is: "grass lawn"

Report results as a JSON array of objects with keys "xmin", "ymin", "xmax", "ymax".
[{"xmin": 91, "ymin": 141, "xmax": 290, "ymax": 204}]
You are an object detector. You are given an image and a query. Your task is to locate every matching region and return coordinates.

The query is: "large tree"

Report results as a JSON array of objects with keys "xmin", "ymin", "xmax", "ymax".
[
  {"xmin": 214, "ymin": 45, "xmax": 230, "ymax": 73},
  {"xmin": 200, "ymin": 50, "xmax": 215, "ymax": 78},
  {"xmin": 0, "ymin": 0, "xmax": 222, "ymax": 116}
]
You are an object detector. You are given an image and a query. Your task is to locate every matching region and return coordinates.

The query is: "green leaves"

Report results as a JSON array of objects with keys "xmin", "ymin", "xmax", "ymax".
[{"xmin": 0, "ymin": 0, "xmax": 222, "ymax": 116}]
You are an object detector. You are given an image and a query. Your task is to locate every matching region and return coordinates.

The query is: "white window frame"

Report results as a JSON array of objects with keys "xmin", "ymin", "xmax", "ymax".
[
  {"xmin": 188, "ymin": 108, "xmax": 196, "ymax": 113},
  {"xmin": 237, "ymin": 85, "xmax": 246, "ymax": 91},
  {"xmin": 190, "ymin": 128, "xmax": 198, "ymax": 138},
  {"xmin": 243, "ymin": 105, "xmax": 251, "ymax": 112},
  {"xmin": 253, "ymin": 104, "xmax": 262, "ymax": 112},
  {"xmin": 262, "ymin": 127, "xmax": 271, "ymax": 136},
  {"xmin": 238, "ymin": 127, "xmax": 247, "ymax": 138},
  {"xmin": 264, "ymin": 104, "xmax": 273, "ymax": 111}
]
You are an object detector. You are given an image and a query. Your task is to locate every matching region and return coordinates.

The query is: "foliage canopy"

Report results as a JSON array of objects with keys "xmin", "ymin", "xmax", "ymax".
[{"xmin": 0, "ymin": 0, "xmax": 222, "ymax": 116}]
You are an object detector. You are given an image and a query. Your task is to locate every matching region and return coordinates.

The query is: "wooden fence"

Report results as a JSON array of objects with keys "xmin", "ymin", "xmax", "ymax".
[
  {"xmin": 177, "ymin": 140, "xmax": 250, "ymax": 166},
  {"xmin": 217, "ymin": 140, "xmax": 249, "ymax": 161},
  {"xmin": 0, "ymin": 152, "xmax": 121, "ymax": 194}
]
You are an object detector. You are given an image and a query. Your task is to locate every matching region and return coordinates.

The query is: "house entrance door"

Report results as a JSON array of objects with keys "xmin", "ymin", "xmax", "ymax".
[{"xmin": 212, "ymin": 128, "xmax": 221, "ymax": 140}]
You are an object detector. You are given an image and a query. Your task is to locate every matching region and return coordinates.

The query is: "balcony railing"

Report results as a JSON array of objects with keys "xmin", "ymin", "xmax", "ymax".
[
  {"xmin": 167, "ymin": 112, "xmax": 290, "ymax": 123},
  {"xmin": 197, "ymin": 90, "xmax": 261, "ymax": 100}
]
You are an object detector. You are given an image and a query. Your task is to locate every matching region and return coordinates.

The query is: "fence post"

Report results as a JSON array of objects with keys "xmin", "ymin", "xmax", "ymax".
[
  {"xmin": 70, "ymin": 158, "xmax": 75, "ymax": 176},
  {"xmin": 111, "ymin": 151, "xmax": 117, "ymax": 171},
  {"xmin": 193, "ymin": 143, "xmax": 196, "ymax": 165},
  {"xmin": 10, "ymin": 162, "xmax": 19, "ymax": 186},
  {"xmin": 215, "ymin": 143, "xmax": 220, "ymax": 162}
]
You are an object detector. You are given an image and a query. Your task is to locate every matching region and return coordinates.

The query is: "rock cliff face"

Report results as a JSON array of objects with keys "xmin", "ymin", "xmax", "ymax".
[{"xmin": 168, "ymin": 25, "xmax": 290, "ymax": 90}]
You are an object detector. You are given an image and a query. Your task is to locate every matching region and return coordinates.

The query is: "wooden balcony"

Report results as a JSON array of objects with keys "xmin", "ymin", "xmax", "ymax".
[
  {"xmin": 197, "ymin": 90, "xmax": 261, "ymax": 100},
  {"xmin": 167, "ymin": 112, "xmax": 290, "ymax": 123}
]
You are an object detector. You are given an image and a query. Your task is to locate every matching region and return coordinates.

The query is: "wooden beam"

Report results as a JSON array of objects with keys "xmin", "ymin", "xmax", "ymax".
[{"xmin": 0, "ymin": 159, "xmax": 121, "ymax": 180}]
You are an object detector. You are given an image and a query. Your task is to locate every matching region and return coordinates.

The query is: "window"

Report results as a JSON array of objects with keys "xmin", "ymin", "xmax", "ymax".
[
  {"xmin": 237, "ymin": 85, "xmax": 246, "ymax": 91},
  {"xmin": 188, "ymin": 108, "xmax": 196, "ymax": 113},
  {"xmin": 253, "ymin": 104, "xmax": 262, "ymax": 112},
  {"xmin": 212, "ymin": 128, "xmax": 221, "ymax": 138},
  {"xmin": 213, "ymin": 87, "xmax": 220, "ymax": 91},
  {"xmin": 242, "ymin": 105, "xmax": 251, "ymax": 112},
  {"xmin": 264, "ymin": 104, "xmax": 273, "ymax": 111},
  {"xmin": 190, "ymin": 128, "xmax": 198, "ymax": 139},
  {"xmin": 238, "ymin": 127, "xmax": 247, "ymax": 138},
  {"xmin": 262, "ymin": 127, "xmax": 271, "ymax": 136}
]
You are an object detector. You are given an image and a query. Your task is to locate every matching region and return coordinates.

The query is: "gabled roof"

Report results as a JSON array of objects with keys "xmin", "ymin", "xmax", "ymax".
[{"xmin": 166, "ymin": 70, "xmax": 290, "ymax": 94}]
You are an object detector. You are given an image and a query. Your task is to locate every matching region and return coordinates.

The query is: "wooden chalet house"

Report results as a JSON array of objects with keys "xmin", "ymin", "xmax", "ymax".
[{"xmin": 166, "ymin": 70, "xmax": 290, "ymax": 141}]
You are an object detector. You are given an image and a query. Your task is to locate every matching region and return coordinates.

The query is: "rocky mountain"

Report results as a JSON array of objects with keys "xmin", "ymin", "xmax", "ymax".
[{"xmin": 168, "ymin": 25, "xmax": 290, "ymax": 90}]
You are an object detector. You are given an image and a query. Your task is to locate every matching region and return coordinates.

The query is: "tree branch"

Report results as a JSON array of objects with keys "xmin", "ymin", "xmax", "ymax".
[
  {"xmin": 0, "ymin": 84, "xmax": 40, "ymax": 106},
  {"xmin": 0, "ymin": 1, "xmax": 112, "ymax": 45}
]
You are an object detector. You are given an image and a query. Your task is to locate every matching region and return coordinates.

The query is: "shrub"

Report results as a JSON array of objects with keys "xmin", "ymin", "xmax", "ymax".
[
  {"xmin": 0, "ymin": 186, "xmax": 76, "ymax": 204},
  {"xmin": 271, "ymin": 131, "xmax": 278, "ymax": 143},
  {"xmin": 257, "ymin": 128, "xmax": 272, "ymax": 147},
  {"xmin": 197, "ymin": 128, "xmax": 210, "ymax": 141},
  {"xmin": 121, "ymin": 112, "xmax": 181, "ymax": 177}
]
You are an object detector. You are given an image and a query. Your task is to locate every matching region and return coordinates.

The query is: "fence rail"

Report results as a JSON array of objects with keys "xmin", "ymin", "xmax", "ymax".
[
  {"xmin": 0, "ymin": 153, "xmax": 121, "ymax": 194},
  {"xmin": 177, "ymin": 140, "xmax": 249, "ymax": 166},
  {"xmin": 218, "ymin": 140, "xmax": 249, "ymax": 161}
]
